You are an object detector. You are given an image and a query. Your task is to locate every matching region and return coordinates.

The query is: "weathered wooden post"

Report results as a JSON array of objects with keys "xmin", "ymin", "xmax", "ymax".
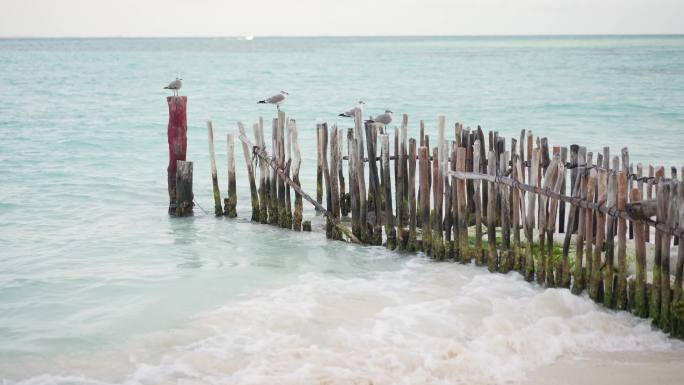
[
  {"xmin": 316, "ymin": 124, "xmax": 323, "ymax": 210},
  {"xmin": 524, "ymin": 148, "xmax": 539, "ymax": 281},
  {"xmin": 487, "ymin": 150, "xmax": 498, "ymax": 272},
  {"xmin": 616, "ymin": 171, "xmax": 628, "ymax": 310},
  {"xmin": 652, "ymin": 175, "xmax": 666, "ymax": 323},
  {"xmin": 330, "ymin": 125, "xmax": 341, "ymax": 239},
  {"xmin": 500, "ymin": 151, "xmax": 512, "ymax": 272},
  {"xmin": 632, "ymin": 187, "xmax": 648, "ymax": 317},
  {"xmin": 420, "ymin": 146, "xmax": 431, "ymax": 254},
  {"xmin": 291, "ymin": 121, "xmax": 303, "ymax": 231},
  {"xmin": 237, "ymin": 121, "xmax": 259, "ymax": 221},
  {"xmin": 584, "ymin": 153, "xmax": 595, "ymax": 285},
  {"xmin": 366, "ymin": 122, "xmax": 383, "ymax": 245},
  {"xmin": 546, "ymin": 158, "xmax": 564, "ymax": 286},
  {"xmin": 255, "ymin": 121, "xmax": 269, "ymax": 223},
  {"xmin": 205, "ymin": 121, "xmax": 224, "ymax": 216},
  {"xmin": 269, "ymin": 119, "xmax": 279, "ymax": 225},
  {"xmin": 407, "ymin": 139, "xmax": 419, "ymax": 251},
  {"xmin": 432, "ymin": 147, "xmax": 444, "ymax": 260},
  {"xmin": 661, "ymin": 182, "xmax": 676, "ymax": 332},
  {"xmin": 225, "ymin": 133, "xmax": 237, "ymax": 218},
  {"xmin": 566, "ymin": 147, "xmax": 586, "ymax": 290},
  {"xmin": 175, "ymin": 160, "xmax": 194, "ymax": 216},
  {"xmin": 354, "ymin": 110, "xmax": 368, "ymax": 243},
  {"xmin": 604, "ymin": 167, "xmax": 618, "ymax": 307},
  {"xmin": 167, "ymin": 96, "xmax": 188, "ymax": 215},
  {"xmin": 277, "ymin": 112, "xmax": 288, "ymax": 228},
  {"xmin": 589, "ymin": 169, "xmax": 606, "ymax": 302},
  {"xmin": 348, "ymin": 129, "xmax": 360, "ymax": 237},
  {"xmin": 284, "ymin": 119, "xmax": 293, "ymax": 229},
  {"xmin": 559, "ymin": 147, "xmax": 568, "ymax": 233},
  {"xmin": 339, "ymin": 129, "xmax": 349, "ymax": 217},
  {"xmin": 320, "ymin": 123, "xmax": 332, "ymax": 238},
  {"xmin": 456, "ymin": 147, "xmax": 469, "ymax": 263},
  {"xmin": 673, "ymin": 181, "xmax": 684, "ymax": 334},
  {"xmin": 381, "ymin": 134, "xmax": 396, "ymax": 249}
]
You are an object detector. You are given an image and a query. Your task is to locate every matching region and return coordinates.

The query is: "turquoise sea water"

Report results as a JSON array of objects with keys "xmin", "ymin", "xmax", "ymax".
[{"xmin": 1, "ymin": 36, "xmax": 684, "ymax": 384}]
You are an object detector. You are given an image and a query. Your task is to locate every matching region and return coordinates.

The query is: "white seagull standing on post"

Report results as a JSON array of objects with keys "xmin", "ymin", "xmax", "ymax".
[
  {"xmin": 258, "ymin": 91, "xmax": 289, "ymax": 111},
  {"xmin": 338, "ymin": 101, "xmax": 366, "ymax": 117},
  {"xmin": 367, "ymin": 110, "xmax": 393, "ymax": 125},
  {"xmin": 164, "ymin": 77, "xmax": 183, "ymax": 96}
]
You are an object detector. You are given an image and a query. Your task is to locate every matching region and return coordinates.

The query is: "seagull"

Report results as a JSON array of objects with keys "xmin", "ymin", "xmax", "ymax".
[
  {"xmin": 164, "ymin": 77, "xmax": 183, "ymax": 96},
  {"xmin": 367, "ymin": 110, "xmax": 393, "ymax": 125},
  {"xmin": 338, "ymin": 101, "xmax": 366, "ymax": 117},
  {"xmin": 258, "ymin": 91, "xmax": 289, "ymax": 111}
]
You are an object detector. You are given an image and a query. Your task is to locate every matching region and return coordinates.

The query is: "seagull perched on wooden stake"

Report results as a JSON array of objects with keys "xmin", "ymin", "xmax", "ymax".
[
  {"xmin": 338, "ymin": 101, "xmax": 366, "ymax": 117},
  {"xmin": 366, "ymin": 110, "xmax": 393, "ymax": 125},
  {"xmin": 258, "ymin": 91, "xmax": 289, "ymax": 111},
  {"xmin": 164, "ymin": 77, "xmax": 183, "ymax": 96}
]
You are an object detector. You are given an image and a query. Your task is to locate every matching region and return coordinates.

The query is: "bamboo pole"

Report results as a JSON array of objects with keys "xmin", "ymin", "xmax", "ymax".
[
  {"xmin": 225, "ymin": 133, "xmax": 237, "ymax": 218},
  {"xmin": 206, "ymin": 121, "xmax": 223, "ymax": 216},
  {"xmin": 236, "ymin": 129, "xmax": 360, "ymax": 244}
]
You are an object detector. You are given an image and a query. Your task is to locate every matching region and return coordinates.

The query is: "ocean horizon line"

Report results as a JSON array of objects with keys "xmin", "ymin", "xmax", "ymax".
[{"xmin": 1, "ymin": 33, "xmax": 683, "ymax": 40}]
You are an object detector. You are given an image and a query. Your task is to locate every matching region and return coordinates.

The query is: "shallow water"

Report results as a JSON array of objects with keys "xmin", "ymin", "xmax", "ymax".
[{"xmin": 1, "ymin": 36, "xmax": 684, "ymax": 384}]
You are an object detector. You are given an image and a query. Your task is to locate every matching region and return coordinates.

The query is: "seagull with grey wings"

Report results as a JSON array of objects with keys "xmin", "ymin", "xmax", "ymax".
[
  {"xmin": 338, "ymin": 101, "xmax": 366, "ymax": 117},
  {"xmin": 366, "ymin": 110, "xmax": 393, "ymax": 125},
  {"xmin": 164, "ymin": 77, "xmax": 183, "ymax": 96},
  {"xmin": 257, "ymin": 91, "xmax": 289, "ymax": 111}
]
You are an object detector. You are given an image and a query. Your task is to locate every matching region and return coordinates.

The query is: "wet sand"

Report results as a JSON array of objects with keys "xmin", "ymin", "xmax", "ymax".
[{"xmin": 525, "ymin": 350, "xmax": 684, "ymax": 385}]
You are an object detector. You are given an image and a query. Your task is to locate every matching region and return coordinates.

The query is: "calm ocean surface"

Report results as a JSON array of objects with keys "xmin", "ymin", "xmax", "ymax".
[{"xmin": 1, "ymin": 36, "xmax": 683, "ymax": 384}]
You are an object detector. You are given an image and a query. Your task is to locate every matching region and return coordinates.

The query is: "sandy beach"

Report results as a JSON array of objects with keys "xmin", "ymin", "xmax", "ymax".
[{"xmin": 526, "ymin": 350, "xmax": 684, "ymax": 385}]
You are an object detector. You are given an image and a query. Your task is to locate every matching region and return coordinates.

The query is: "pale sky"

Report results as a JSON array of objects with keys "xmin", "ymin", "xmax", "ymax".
[{"xmin": 1, "ymin": 0, "xmax": 682, "ymax": 37}]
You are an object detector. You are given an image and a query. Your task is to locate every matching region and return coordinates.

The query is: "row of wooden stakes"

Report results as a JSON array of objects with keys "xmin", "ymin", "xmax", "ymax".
[{"xmin": 186, "ymin": 105, "xmax": 684, "ymax": 338}]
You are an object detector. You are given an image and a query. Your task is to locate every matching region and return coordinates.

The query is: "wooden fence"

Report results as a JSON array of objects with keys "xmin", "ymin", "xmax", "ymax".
[{"xmin": 165, "ymin": 96, "xmax": 684, "ymax": 338}]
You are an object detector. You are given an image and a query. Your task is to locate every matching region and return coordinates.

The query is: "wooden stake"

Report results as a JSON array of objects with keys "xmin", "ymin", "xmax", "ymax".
[
  {"xmin": 570, "ymin": 147, "xmax": 587, "ymax": 293},
  {"xmin": 167, "ymin": 96, "xmax": 188, "ymax": 215},
  {"xmin": 291, "ymin": 121, "xmax": 302, "ymax": 231},
  {"xmin": 589, "ymin": 169, "xmax": 607, "ymax": 302},
  {"xmin": 500, "ymin": 151, "xmax": 512, "ymax": 272},
  {"xmin": 604, "ymin": 168, "xmax": 618, "ymax": 307},
  {"xmin": 269, "ymin": 119, "xmax": 279, "ymax": 225},
  {"xmin": 632, "ymin": 187, "xmax": 648, "ymax": 317},
  {"xmin": 381, "ymin": 134, "xmax": 396, "ymax": 249},
  {"xmin": 366, "ymin": 122, "xmax": 382, "ymax": 245},
  {"xmin": 206, "ymin": 121, "xmax": 223, "ymax": 216},
  {"xmin": 175, "ymin": 160, "xmax": 193, "ymax": 216},
  {"xmin": 652, "ymin": 169, "xmax": 665, "ymax": 322},
  {"xmin": 420, "ymin": 146, "xmax": 431, "ymax": 254},
  {"xmin": 660, "ymin": 182, "xmax": 675, "ymax": 332},
  {"xmin": 330, "ymin": 125, "xmax": 341, "ymax": 240},
  {"xmin": 255, "ymin": 121, "xmax": 269, "ymax": 223},
  {"xmin": 355, "ymin": 110, "xmax": 368, "ymax": 243},
  {"xmin": 525, "ymin": 148, "xmax": 539, "ymax": 281},
  {"xmin": 225, "ymin": 133, "xmax": 237, "ymax": 218},
  {"xmin": 457, "ymin": 147, "xmax": 469, "ymax": 263},
  {"xmin": 237, "ymin": 121, "xmax": 259, "ymax": 221},
  {"xmin": 316, "ymin": 124, "xmax": 323, "ymax": 209},
  {"xmin": 407, "ymin": 138, "xmax": 418, "ymax": 251},
  {"xmin": 616, "ymin": 171, "xmax": 628, "ymax": 310},
  {"xmin": 487, "ymin": 150, "xmax": 498, "ymax": 272}
]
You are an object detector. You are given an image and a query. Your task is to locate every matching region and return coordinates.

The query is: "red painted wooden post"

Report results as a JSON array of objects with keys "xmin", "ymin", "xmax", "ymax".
[{"xmin": 167, "ymin": 96, "xmax": 188, "ymax": 215}]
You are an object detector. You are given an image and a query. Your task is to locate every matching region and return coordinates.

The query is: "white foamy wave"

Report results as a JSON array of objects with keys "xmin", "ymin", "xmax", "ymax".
[{"xmin": 12, "ymin": 260, "xmax": 682, "ymax": 385}]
